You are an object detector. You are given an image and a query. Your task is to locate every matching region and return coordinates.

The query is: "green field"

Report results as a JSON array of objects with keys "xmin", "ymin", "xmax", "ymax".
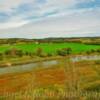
[{"xmin": 0, "ymin": 43, "xmax": 100, "ymax": 54}]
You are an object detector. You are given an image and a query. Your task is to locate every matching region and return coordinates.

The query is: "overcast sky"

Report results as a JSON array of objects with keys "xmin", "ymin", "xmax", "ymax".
[{"xmin": 0, "ymin": 0, "xmax": 100, "ymax": 38}]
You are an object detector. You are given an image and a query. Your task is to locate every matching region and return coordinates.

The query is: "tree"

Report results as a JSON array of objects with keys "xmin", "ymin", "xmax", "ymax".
[
  {"xmin": 0, "ymin": 53, "xmax": 3, "ymax": 61},
  {"xmin": 90, "ymin": 49, "xmax": 95, "ymax": 53},
  {"xmin": 57, "ymin": 48, "xmax": 72, "ymax": 56},
  {"xmin": 66, "ymin": 48, "xmax": 72, "ymax": 55},
  {"xmin": 96, "ymin": 49, "xmax": 100, "ymax": 53},
  {"xmin": 57, "ymin": 49, "xmax": 66, "ymax": 56},
  {"xmin": 36, "ymin": 48, "xmax": 43, "ymax": 57},
  {"xmin": 86, "ymin": 51, "xmax": 91, "ymax": 55},
  {"xmin": 47, "ymin": 53, "xmax": 53, "ymax": 57},
  {"xmin": 17, "ymin": 50, "xmax": 24, "ymax": 57}
]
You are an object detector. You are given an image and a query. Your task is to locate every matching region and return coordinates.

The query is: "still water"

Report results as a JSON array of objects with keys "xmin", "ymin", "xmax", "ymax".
[
  {"xmin": 0, "ymin": 60, "xmax": 59, "ymax": 75},
  {"xmin": 0, "ymin": 55, "xmax": 100, "ymax": 75},
  {"xmin": 71, "ymin": 55, "xmax": 100, "ymax": 62}
]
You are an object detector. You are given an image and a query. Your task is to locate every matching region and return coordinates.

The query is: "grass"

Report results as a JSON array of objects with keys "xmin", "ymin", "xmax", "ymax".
[
  {"xmin": 0, "ymin": 40, "xmax": 100, "ymax": 99},
  {"xmin": 0, "ymin": 59, "xmax": 100, "ymax": 99},
  {"xmin": 0, "ymin": 42, "xmax": 100, "ymax": 54}
]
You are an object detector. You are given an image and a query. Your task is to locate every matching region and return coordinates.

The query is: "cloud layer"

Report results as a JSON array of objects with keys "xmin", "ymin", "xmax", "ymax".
[{"xmin": 0, "ymin": 0, "xmax": 100, "ymax": 38}]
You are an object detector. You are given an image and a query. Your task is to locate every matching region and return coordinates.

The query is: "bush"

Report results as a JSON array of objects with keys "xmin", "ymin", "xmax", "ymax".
[
  {"xmin": 4, "ymin": 48, "xmax": 24, "ymax": 57},
  {"xmin": 47, "ymin": 53, "xmax": 53, "ymax": 57},
  {"xmin": 86, "ymin": 51, "xmax": 91, "ymax": 55},
  {"xmin": 36, "ymin": 48, "xmax": 43, "ymax": 57},
  {"xmin": 0, "ymin": 53, "xmax": 3, "ymax": 61},
  {"xmin": 95, "ymin": 60, "xmax": 100, "ymax": 65},
  {"xmin": 56, "ymin": 48, "xmax": 72, "ymax": 56},
  {"xmin": 90, "ymin": 49, "xmax": 96, "ymax": 53},
  {"xmin": 16, "ymin": 50, "xmax": 24, "ymax": 57},
  {"xmin": 96, "ymin": 49, "xmax": 100, "ymax": 53},
  {"xmin": 57, "ymin": 49, "xmax": 66, "ymax": 56}
]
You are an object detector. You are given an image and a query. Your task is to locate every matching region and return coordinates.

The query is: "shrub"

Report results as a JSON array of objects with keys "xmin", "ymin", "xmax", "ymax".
[
  {"xmin": 86, "ymin": 51, "xmax": 91, "ymax": 55},
  {"xmin": 95, "ymin": 60, "xmax": 100, "ymax": 65},
  {"xmin": 36, "ymin": 48, "xmax": 43, "ymax": 57},
  {"xmin": 4, "ymin": 48, "xmax": 24, "ymax": 57},
  {"xmin": 47, "ymin": 53, "xmax": 53, "ymax": 57},
  {"xmin": 56, "ymin": 48, "xmax": 72, "ymax": 56},
  {"xmin": 0, "ymin": 53, "xmax": 3, "ymax": 61},
  {"xmin": 17, "ymin": 50, "xmax": 24, "ymax": 57},
  {"xmin": 96, "ymin": 49, "xmax": 100, "ymax": 53},
  {"xmin": 57, "ymin": 49, "xmax": 66, "ymax": 56}
]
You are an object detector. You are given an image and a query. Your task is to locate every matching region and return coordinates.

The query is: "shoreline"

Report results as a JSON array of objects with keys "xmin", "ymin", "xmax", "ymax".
[
  {"xmin": 0, "ymin": 54, "xmax": 100, "ymax": 68},
  {"xmin": 0, "ymin": 56, "xmax": 67, "ymax": 68}
]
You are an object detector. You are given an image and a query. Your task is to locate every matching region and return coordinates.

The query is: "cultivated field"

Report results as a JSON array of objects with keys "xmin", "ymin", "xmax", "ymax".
[{"xmin": 0, "ymin": 42, "xmax": 100, "ymax": 54}]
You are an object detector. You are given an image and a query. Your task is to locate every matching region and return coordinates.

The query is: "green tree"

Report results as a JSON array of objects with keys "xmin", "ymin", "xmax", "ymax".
[
  {"xmin": 36, "ymin": 48, "xmax": 43, "ymax": 57},
  {"xmin": 0, "ymin": 53, "xmax": 3, "ymax": 61}
]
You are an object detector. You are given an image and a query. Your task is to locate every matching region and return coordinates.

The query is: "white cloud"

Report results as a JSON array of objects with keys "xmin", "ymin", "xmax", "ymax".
[
  {"xmin": 0, "ymin": 7, "xmax": 100, "ymax": 38},
  {"xmin": 0, "ymin": 0, "xmax": 99, "ymax": 38},
  {"xmin": 0, "ymin": 20, "xmax": 29, "ymax": 29}
]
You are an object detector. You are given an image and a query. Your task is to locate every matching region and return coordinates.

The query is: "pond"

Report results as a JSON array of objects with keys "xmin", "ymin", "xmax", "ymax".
[
  {"xmin": 0, "ymin": 60, "xmax": 60, "ymax": 75},
  {"xmin": 70, "ymin": 55, "xmax": 100, "ymax": 62},
  {"xmin": 0, "ymin": 55, "xmax": 100, "ymax": 75}
]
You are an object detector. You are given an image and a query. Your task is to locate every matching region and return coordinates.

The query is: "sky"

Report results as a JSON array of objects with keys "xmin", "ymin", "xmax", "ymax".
[{"xmin": 0, "ymin": 0, "xmax": 100, "ymax": 38}]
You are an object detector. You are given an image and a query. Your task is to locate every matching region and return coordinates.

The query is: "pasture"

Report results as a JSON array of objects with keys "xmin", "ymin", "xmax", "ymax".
[{"xmin": 0, "ymin": 42, "xmax": 100, "ymax": 54}]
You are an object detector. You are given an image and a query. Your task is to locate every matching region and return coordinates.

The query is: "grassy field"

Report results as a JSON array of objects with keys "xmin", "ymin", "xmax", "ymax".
[
  {"xmin": 0, "ymin": 42, "xmax": 100, "ymax": 99},
  {"xmin": 0, "ymin": 42, "xmax": 100, "ymax": 54},
  {"xmin": 0, "ymin": 59, "xmax": 100, "ymax": 99}
]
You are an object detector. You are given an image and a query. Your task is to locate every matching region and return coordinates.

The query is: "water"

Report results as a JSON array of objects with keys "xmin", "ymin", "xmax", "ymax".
[
  {"xmin": 0, "ymin": 60, "xmax": 59, "ymax": 75},
  {"xmin": 70, "ymin": 55, "xmax": 100, "ymax": 62},
  {"xmin": 0, "ymin": 55, "xmax": 100, "ymax": 75}
]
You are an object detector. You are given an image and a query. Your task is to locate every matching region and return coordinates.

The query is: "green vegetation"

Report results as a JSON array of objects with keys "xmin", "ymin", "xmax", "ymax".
[
  {"xmin": 0, "ymin": 43, "xmax": 100, "ymax": 54},
  {"xmin": 0, "ymin": 38, "xmax": 100, "ymax": 99},
  {"xmin": 0, "ymin": 42, "xmax": 99, "ymax": 67}
]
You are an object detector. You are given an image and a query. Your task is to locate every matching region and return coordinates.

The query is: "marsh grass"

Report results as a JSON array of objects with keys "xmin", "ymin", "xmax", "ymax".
[{"xmin": 0, "ymin": 57, "xmax": 100, "ymax": 100}]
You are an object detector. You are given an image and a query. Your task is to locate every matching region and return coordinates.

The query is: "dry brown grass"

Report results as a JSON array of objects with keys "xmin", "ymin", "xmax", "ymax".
[
  {"xmin": 0, "ymin": 59, "xmax": 100, "ymax": 100},
  {"xmin": 0, "ymin": 67, "xmax": 67, "ymax": 96},
  {"xmin": 0, "ymin": 72, "xmax": 33, "ymax": 94}
]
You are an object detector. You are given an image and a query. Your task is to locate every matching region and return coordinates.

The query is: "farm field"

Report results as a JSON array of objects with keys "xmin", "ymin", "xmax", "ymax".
[{"xmin": 0, "ymin": 42, "xmax": 100, "ymax": 54}]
